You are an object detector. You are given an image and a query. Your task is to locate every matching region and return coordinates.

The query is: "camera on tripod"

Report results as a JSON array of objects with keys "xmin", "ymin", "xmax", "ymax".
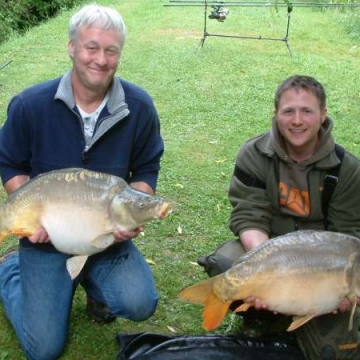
[{"xmin": 208, "ymin": 5, "xmax": 229, "ymax": 22}]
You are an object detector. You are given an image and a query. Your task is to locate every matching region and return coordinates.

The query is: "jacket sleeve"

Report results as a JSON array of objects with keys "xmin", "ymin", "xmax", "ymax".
[
  {"xmin": 326, "ymin": 152, "xmax": 360, "ymax": 238},
  {"xmin": 0, "ymin": 95, "xmax": 33, "ymax": 184},
  {"xmin": 228, "ymin": 140, "xmax": 273, "ymax": 237}
]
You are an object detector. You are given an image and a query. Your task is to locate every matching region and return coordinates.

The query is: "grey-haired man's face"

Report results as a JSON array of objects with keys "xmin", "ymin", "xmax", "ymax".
[{"xmin": 68, "ymin": 25, "xmax": 122, "ymax": 93}]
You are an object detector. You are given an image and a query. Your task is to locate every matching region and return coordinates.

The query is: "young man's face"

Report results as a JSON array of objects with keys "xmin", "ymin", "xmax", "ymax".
[
  {"xmin": 275, "ymin": 88, "xmax": 327, "ymax": 161},
  {"xmin": 68, "ymin": 25, "xmax": 122, "ymax": 94}
]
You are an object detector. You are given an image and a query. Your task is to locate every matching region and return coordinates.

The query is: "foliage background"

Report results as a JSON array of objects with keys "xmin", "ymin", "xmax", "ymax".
[
  {"xmin": 0, "ymin": 0, "xmax": 359, "ymax": 358},
  {"xmin": 0, "ymin": 0, "xmax": 82, "ymax": 44}
]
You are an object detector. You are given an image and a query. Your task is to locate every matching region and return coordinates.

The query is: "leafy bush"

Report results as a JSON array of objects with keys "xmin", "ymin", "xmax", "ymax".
[{"xmin": 0, "ymin": 0, "xmax": 81, "ymax": 44}]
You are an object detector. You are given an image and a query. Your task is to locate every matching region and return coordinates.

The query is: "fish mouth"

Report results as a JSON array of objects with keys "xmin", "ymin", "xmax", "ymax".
[{"xmin": 159, "ymin": 203, "xmax": 171, "ymax": 219}]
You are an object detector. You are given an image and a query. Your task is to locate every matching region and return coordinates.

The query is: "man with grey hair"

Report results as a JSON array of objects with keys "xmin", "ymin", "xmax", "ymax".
[{"xmin": 0, "ymin": 4, "xmax": 164, "ymax": 360}]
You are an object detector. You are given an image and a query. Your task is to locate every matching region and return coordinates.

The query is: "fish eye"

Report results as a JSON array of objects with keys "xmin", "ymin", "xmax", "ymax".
[{"xmin": 138, "ymin": 202, "xmax": 144, "ymax": 208}]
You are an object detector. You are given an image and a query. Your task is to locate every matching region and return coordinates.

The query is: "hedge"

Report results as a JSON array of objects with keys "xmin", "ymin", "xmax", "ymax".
[{"xmin": 0, "ymin": 0, "xmax": 81, "ymax": 44}]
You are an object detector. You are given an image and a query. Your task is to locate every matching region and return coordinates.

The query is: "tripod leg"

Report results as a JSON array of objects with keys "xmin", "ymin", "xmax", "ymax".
[
  {"xmin": 285, "ymin": 40, "xmax": 293, "ymax": 57},
  {"xmin": 195, "ymin": 32, "xmax": 208, "ymax": 52}
]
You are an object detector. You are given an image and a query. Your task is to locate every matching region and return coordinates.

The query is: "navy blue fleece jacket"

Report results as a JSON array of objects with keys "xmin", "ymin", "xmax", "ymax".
[{"xmin": 0, "ymin": 71, "xmax": 164, "ymax": 191}]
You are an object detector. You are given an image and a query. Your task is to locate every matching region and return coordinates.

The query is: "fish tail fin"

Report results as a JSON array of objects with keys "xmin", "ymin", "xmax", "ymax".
[
  {"xmin": 203, "ymin": 293, "xmax": 231, "ymax": 331},
  {"xmin": 178, "ymin": 277, "xmax": 217, "ymax": 305},
  {"xmin": 178, "ymin": 275, "xmax": 231, "ymax": 330}
]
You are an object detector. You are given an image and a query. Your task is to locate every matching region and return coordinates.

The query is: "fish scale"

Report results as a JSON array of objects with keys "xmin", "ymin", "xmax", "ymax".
[
  {"xmin": 0, "ymin": 168, "xmax": 171, "ymax": 280},
  {"xmin": 179, "ymin": 230, "xmax": 360, "ymax": 332}
]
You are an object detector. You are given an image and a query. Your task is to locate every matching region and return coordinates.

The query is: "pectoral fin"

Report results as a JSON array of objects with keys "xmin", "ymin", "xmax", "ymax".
[
  {"xmin": 66, "ymin": 255, "xmax": 88, "ymax": 280},
  {"xmin": 344, "ymin": 253, "xmax": 359, "ymax": 332},
  {"xmin": 10, "ymin": 205, "xmax": 42, "ymax": 238},
  {"xmin": 9, "ymin": 221, "xmax": 41, "ymax": 238},
  {"xmin": 10, "ymin": 229, "xmax": 34, "ymax": 237},
  {"xmin": 91, "ymin": 233, "xmax": 114, "ymax": 249},
  {"xmin": 348, "ymin": 294, "xmax": 357, "ymax": 331},
  {"xmin": 234, "ymin": 302, "xmax": 255, "ymax": 313},
  {"xmin": 287, "ymin": 314, "xmax": 315, "ymax": 332}
]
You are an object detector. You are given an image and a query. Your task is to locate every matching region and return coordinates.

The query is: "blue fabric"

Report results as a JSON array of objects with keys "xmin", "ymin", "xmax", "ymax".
[
  {"xmin": 0, "ymin": 74, "xmax": 163, "ymax": 359},
  {"xmin": 0, "ymin": 76, "xmax": 164, "ymax": 190},
  {"xmin": 0, "ymin": 242, "xmax": 158, "ymax": 360}
]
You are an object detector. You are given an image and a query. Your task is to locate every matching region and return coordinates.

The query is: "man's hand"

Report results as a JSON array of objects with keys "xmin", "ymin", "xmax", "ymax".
[
  {"xmin": 245, "ymin": 296, "xmax": 270, "ymax": 311},
  {"xmin": 112, "ymin": 181, "xmax": 152, "ymax": 243},
  {"xmin": 28, "ymin": 227, "xmax": 50, "ymax": 243},
  {"xmin": 333, "ymin": 297, "xmax": 360, "ymax": 314},
  {"xmin": 113, "ymin": 227, "xmax": 144, "ymax": 243}
]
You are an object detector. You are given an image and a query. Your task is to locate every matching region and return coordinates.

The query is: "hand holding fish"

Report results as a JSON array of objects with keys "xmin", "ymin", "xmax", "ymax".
[
  {"xmin": 333, "ymin": 297, "xmax": 360, "ymax": 314},
  {"xmin": 27, "ymin": 226, "xmax": 146, "ymax": 244},
  {"xmin": 244, "ymin": 296, "xmax": 269, "ymax": 311},
  {"xmin": 113, "ymin": 226, "xmax": 144, "ymax": 243},
  {"xmin": 28, "ymin": 226, "xmax": 146, "ymax": 244},
  {"xmin": 179, "ymin": 231, "xmax": 360, "ymax": 332},
  {"xmin": 0, "ymin": 168, "xmax": 171, "ymax": 280},
  {"xmin": 28, "ymin": 227, "xmax": 50, "ymax": 243},
  {"xmin": 245, "ymin": 296, "xmax": 360, "ymax": 314}
]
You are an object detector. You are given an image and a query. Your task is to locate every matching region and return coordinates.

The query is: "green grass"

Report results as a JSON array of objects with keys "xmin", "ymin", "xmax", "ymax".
[{"xmin": 0, "ymin": 0, "xmax": 359, "ymax": 358}]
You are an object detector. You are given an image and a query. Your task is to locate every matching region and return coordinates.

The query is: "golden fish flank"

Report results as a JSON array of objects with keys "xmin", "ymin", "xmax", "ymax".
[
  {"xmin": 0, "ymin": 168, "xmax": 171, "ymax": 280},
  {"xmin": 179, "ymin": 230, "xmax": 360, "ymax": 332}
]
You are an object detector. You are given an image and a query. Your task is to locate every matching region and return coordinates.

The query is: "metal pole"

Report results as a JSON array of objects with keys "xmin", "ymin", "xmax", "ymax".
[
  {"xmin": 165, "ymin": 1, "xmax": 360, "ymax": 7},
  {"xmin": 164, "ymin": 1, "xmax": 360, "ymax": 55},
  {"xmin": 284, "ymin": 4, "xmax": 293, "ymax": 57},
  {"xmin": 0, "ymin": 60, "xmax": 12, "ymax": 72},
  {"xmin": 196, "ymin": 0, "xmax": 209, "ymax": 51}
]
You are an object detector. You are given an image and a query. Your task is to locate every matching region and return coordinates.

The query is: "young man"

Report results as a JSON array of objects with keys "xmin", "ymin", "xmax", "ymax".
[
  {"xmin": 0, "ymin": 5, "xmax": 164, "ymax": 360},
  {"xmin": 199, "ymin": 75, "xmax": 360, "ymax": 359}
]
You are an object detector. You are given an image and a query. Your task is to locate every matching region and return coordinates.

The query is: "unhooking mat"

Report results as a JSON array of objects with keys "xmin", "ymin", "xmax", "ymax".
[{"xmin": 116, "ymin": 332, "xmax": 306, "ymax": 360}]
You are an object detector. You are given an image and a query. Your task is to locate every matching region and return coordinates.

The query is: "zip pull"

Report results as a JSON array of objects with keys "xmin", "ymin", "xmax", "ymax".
[{"xmin": 82, "ymin": 149, "xmax": 88, "ymax": 164}]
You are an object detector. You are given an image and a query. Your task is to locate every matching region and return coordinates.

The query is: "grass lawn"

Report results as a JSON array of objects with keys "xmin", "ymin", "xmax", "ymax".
[{"xmin": 0, "ymin": 0, "xmax": 359, "ymax": 358}]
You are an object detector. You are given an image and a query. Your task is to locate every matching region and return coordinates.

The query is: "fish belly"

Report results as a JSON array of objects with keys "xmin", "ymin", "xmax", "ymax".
[
  {"xmin": 235, "ymin": 270, "xmax": 349, "ymax": 316},
  {"xmin": 41, "ymin": 204, "xmax": 113, "ymax": 255}
]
